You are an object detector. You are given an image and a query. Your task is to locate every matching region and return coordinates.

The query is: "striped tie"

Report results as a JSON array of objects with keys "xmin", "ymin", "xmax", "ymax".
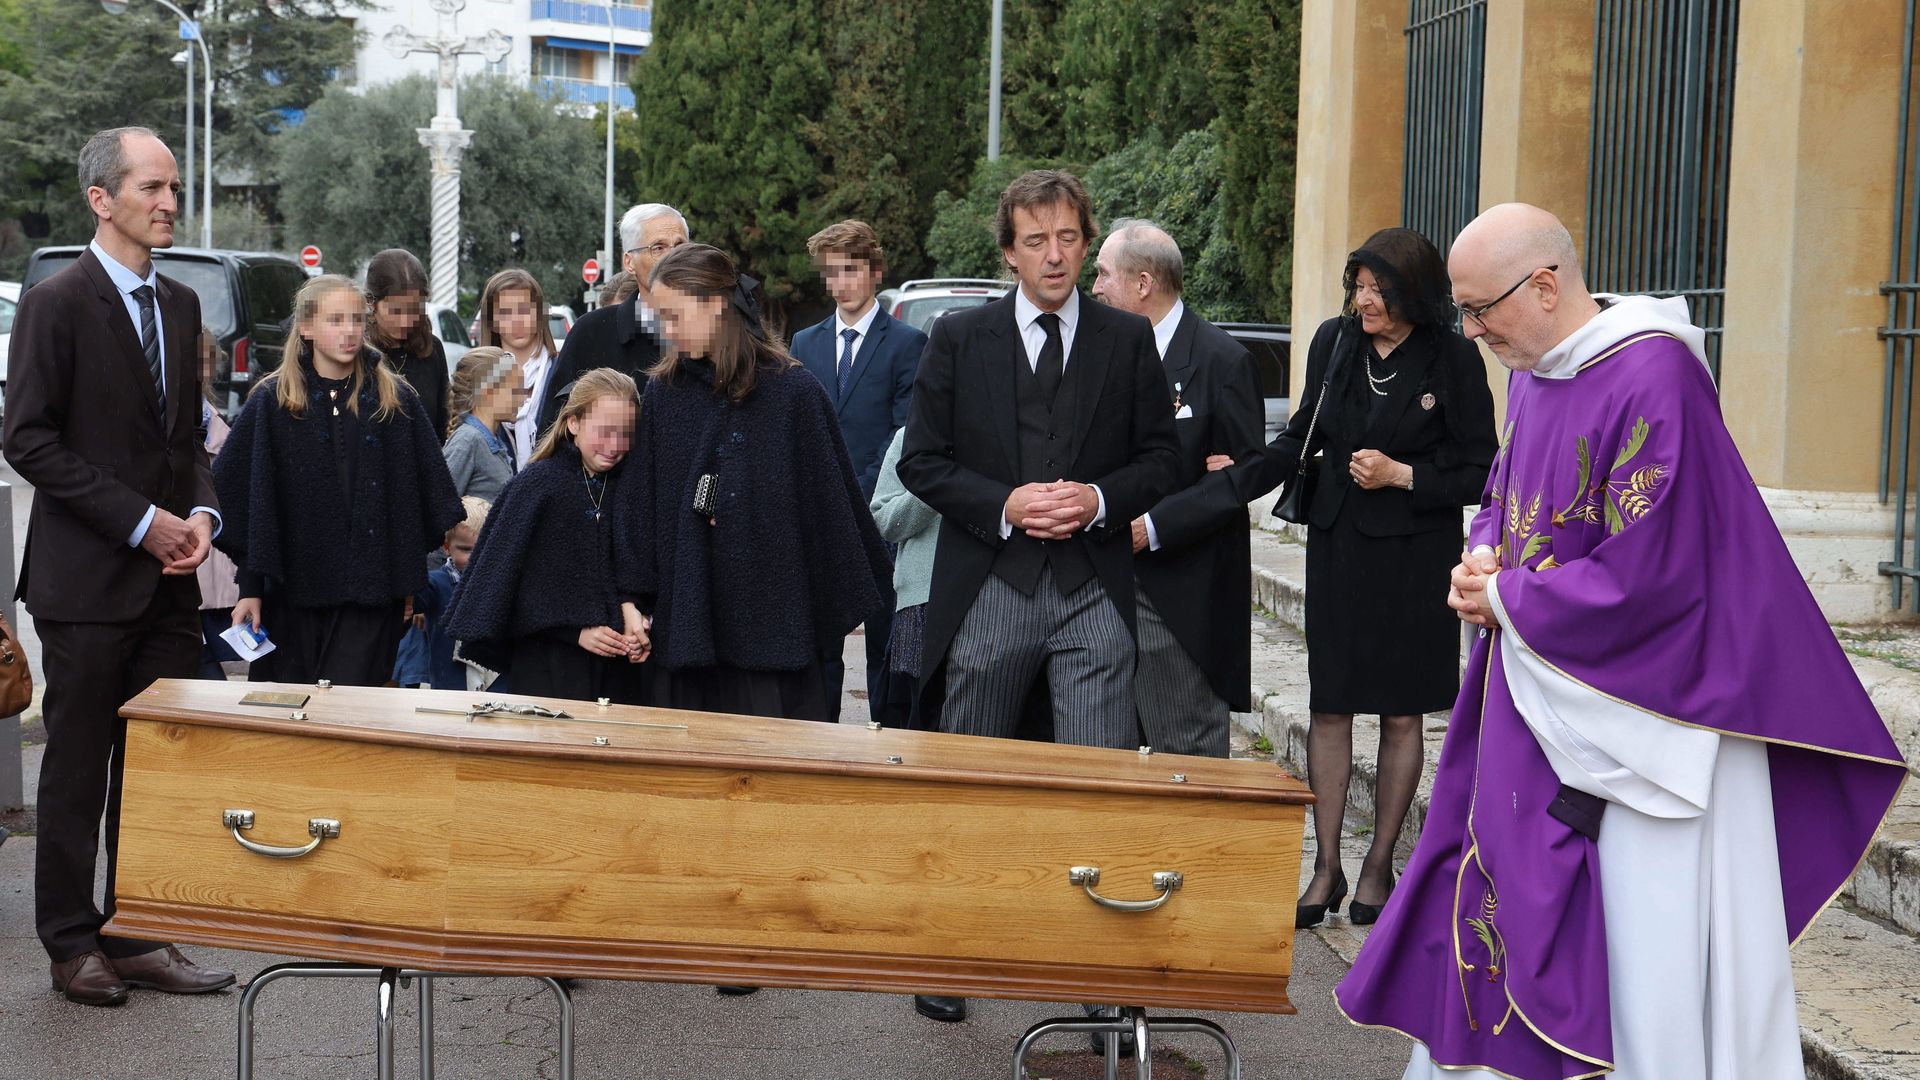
[{"xmin": 132, "ymin": 284, "xmax": 163, "ymax": 412}]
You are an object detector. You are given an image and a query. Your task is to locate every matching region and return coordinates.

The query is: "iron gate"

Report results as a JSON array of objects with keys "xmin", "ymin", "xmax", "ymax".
[
  {"xmin": 1583, "ymin": 0, "xmax": 1739, "ymax": 379},
  {"xmin": 1401, "ymin": 0, "xmax": 1488, "ymax": 257},
  {"xmin": 1879, "ymin": 0, "xmax": 1920, "ymax": 609}
]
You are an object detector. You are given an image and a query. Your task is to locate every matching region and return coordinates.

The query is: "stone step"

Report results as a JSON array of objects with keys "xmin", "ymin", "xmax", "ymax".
[
  {"xmin": 1247, "ymin": 522, "xmax": 1920, "ymax": 939},
  {"xmin": 1239, "ymin": 563, "xmax": 1920, "ymax": 1079}
]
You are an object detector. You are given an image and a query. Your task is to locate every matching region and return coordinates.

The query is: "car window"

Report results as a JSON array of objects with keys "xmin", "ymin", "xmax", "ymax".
[
  {"xmin": 0, "ymin": 295, "xmax": 13, "ymax": 336},
  {"xmin": 244, "ymin": 264, "xmax": 297, "ymax": 330},
  {"xmin": 151, "ymin": 256, "xmax": 235, "ymax": 338},
  {"xmin": 1239, "ymin": 339, "xmax": 1290, "ymax": 398},
  {"xmin": 897, "ymin": 295, "xmax": 996, "ymax": 332},
  {"xmin": 549, "ymin": 314, "xmax": 569, "ymax": 340}
]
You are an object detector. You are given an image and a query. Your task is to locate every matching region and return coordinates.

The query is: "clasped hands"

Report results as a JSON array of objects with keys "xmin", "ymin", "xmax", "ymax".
[
  {"xmin": 1350, "ymin": 449, "xmax": 1413, "ymax": 490},
  {"xmin": 613, "ymin": 602, "xmax": 655, "ymax": 663},
  {"xmin": 1448, "ymin": 546, "xmax": 1502, "ymax": 629},
  {"xmin": 1006, "ymin": 481, "xmax": 1100, "ymax": 541},
  {"xmin": 142, "ymin": 508, "xmax": 215, "ymax": 576}
]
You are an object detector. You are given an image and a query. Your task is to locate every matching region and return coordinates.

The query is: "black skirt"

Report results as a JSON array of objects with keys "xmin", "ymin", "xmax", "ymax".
[
  {"xmin": 250, "ymin": 600, "xmax": 407, "ymax": 687},
  {"xmin": 646, "ymin": 660, "xmax": 831, "ymax": 723},
  {"xmin": 1304, "ymin": 510, "xmax": 1462, "ymax": 715},
  {"xmin": 509, "ymin": 632, "xmax": 647, "ymax": 705}
]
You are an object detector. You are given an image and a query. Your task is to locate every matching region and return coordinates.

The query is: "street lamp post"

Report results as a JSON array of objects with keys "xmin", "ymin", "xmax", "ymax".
[
  {"xmin": 384, "ymin": 0, "xmax": 512, "ymax": 311},
  {"xmin": 987, "ymin": 0, "xmax": 1003, "ymax": 160},
  {"xmin": 603, "ymin": 0, "xmax": 617, "ymax": 308},
  {"xmin": 172, "ymin": 48, "xmax": 191, "ymax": 229},
  {"xmin": 101, "ymin": 0, "xmax": 213, "ymax": 248}
]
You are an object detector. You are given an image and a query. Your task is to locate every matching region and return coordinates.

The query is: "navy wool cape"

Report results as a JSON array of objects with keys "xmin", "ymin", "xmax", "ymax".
[
  {"xmin": 441, "ymin": 441, "xmax": 636, "ymax": 692},
  {"xmin": 611, "ymin": 360, "xmax": 892, "ymax": 673}
]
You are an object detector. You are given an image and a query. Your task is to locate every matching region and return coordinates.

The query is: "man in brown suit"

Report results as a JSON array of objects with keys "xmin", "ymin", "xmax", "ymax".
[{"xmin": 4, "ymin": 127, "xmax": 234, "ymax": 1005}]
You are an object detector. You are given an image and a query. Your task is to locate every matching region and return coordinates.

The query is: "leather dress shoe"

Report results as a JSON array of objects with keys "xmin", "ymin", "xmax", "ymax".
[
  {"xmin": 50, "ymin": 951, "xmax": 129, "ymax": 1006},
  {"xmin": 109, "ymin": 946, "xmax": 236, "ymax": 994},
  {"xmin": 912, "ymin": 994, "xmax": 968, "ymax": 1022}
]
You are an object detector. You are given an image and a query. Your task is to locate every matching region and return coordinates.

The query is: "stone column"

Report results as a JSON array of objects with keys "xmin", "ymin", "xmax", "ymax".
[
  {"xmin": 418, "ymin": 122, "xmax": 474, "ymax": 312},
  {"xmin": 1717, "ymin": 0, "xmax": 1907, "ymax": 619},
  {"xmin": 1290, "ymin": 0, "xmax": 1407, "ymax": 399}
]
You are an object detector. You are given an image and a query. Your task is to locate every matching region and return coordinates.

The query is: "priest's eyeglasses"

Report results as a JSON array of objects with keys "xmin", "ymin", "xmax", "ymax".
[{"xmin": 1455, "ymin": 265, "xmax": 1558, "ymax": 330}]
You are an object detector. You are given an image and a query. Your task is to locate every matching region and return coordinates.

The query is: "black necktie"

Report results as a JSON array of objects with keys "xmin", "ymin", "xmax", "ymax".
[
  {"xmin": 837, "ymin": 327, "xmax": 858, "ymax": 395},
  {"xmin": 1034, "ymin": 312, "xmax": 1064, "ymax": 403},
  {"xmin": 132, "ymin": 284, "xmax": 164, "ymax": 412}
]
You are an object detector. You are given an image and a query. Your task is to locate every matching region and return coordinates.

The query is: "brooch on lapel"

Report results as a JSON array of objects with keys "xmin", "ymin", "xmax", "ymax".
[{"xmin": 1420, "ymin": 393, "xmax": 1436, "ymax": 411}]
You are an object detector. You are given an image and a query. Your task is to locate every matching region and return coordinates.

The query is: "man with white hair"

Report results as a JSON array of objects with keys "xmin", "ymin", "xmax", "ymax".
[
  {"xmin": 1090, "ymin": 218, "xmax": 1263, "ymax": 755},
  {"xmin": 532, "ymin": 202, "xmax": 689, "ymax": 434},
  {"xmin": 1337, "ymin": 203, "xmax": 1906, "ymax": 1079}
]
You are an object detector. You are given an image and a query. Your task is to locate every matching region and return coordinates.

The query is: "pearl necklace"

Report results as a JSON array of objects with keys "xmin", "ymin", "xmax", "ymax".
[{"xmin": 1365, "ymin": 350, "xmax": 1397, "ymax": 396}]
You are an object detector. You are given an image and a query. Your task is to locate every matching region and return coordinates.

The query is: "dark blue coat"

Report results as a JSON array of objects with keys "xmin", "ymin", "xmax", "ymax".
[{"xmin": 790, "ymin": 307, "xmax": 926, "ymax": 499}]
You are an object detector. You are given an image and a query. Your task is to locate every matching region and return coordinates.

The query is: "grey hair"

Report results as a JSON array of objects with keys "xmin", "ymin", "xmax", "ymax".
[
  {"xmin": 1107, "ymin": 216, "xmax": 1185, "ymax": 296},
  {"xmin": 618, "ymin": 203, "xmax": 690, "ymax": 252},
  {"xmin": 78, "ymin": 126, "xmax": 160, "ymax": 208}
]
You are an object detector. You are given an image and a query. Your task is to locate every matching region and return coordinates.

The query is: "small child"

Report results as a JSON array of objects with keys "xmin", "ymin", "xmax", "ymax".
[{"xmin": 418, "ymin": 497, "xmax": 490, "ymax": 690}]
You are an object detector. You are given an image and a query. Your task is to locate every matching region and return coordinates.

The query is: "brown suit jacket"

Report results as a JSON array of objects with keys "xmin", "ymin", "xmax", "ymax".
[{"xmin": 3, "ymin": 246, "xmax": 217, "ymax": 623}]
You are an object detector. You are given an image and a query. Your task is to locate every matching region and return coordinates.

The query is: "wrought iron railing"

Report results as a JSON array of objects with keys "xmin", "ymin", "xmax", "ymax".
[
  {"xmin": 1401, "ymin": 0, "xmax": 1487, "ymax": 258},
  {"xmin": 1583, "ymin": 0, "xmax": 1739, "ymax": 379},
  {"xmin": 1879, "ymin": 0, "xmax": 1920, "ymax": 608}
]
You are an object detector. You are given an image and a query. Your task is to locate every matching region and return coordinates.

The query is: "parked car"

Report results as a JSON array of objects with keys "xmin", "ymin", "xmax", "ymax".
[
  {"xmin": 548, "ymin": 304, "xmax": 574, "ymax": 348},
  {"xmin": 22, "ymin": 246, "xmax": 307, "ymax": 416},
  {"xmin": 0, "ymin": 280, "xmax": 18, "ymax": 414},
  {"xmin": 428, "ymin": 302, "xmax": 471, "ymax": 373},
  {"xmin": 880, "ymin": 278, "xmax": 1011, "ymax": 332},
  {"xmin": 1218, "ymin": 322, "xmax": 1292, "ymax": 440}
]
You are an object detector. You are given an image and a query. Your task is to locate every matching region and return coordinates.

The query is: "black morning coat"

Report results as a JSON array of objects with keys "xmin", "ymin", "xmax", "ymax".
[
  {"xmin": 897, "ymin": 288, "xmax": 1183, "ymax": 690},
  {"xmin": 534, "ymin": 297, "xmax": 664, "ymax": 437},
  {"xmin": 1133, "ymin": 306, "xmax": 1268, "ymax": 712},
  {"xmin": 213, "ymin": 353, "xmax": 466, "ymax": 608},
  {"xmin": 441, "ymin": 441, "xmax": 625, "ymax": 670},
  {"xmin": 1239, "ymin": 316, "xmax": 1498, "ymax": 536}
]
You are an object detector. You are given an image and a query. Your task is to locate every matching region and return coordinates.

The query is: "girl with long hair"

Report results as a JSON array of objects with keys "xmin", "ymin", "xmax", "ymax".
[
  {"xmin": 476, "ymin": 268, "xmax": 559, "ymax": 469},
  {"xmin": 364, "ymin": 248, "xmax": 451, "ymax": 435},
  {"xmin": 212, "ymin": 274, "xmax": 465, "ymax": 686},
  {"xmin": 610, "ymin": 243, "xmax": 891, "ymax": 721},
  {"xmin": 441, "ymin": 346, "xmax": 523, "ymax": 502},
  {"xmin": 443, "ymin": 368, "xmax": 646, "ymax": 702}
]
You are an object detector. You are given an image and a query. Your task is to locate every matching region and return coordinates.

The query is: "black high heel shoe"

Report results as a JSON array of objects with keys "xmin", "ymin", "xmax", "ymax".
[
  {"xmin": 1349, "ymin": 876, "xmax": 1396, "ymax": 926},
  {"xmin": 1295, "ymin": 871, "xmax": 1348, "ymax": 929}
]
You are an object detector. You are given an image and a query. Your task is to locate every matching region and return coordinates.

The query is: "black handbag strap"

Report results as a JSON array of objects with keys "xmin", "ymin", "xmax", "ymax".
[{"xmin": 1293, "ymin": 322, "xmax": 1352, "ymax": 475}]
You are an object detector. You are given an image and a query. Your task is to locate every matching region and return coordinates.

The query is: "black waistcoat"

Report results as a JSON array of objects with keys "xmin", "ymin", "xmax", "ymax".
[{"xmin": 990, "ymin": 353, "xmax": 1095, "ymax": 596}]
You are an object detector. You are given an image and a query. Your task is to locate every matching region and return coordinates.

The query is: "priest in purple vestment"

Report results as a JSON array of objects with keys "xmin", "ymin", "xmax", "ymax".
[{"xmin": 1335, "ymin": 203, "xmax": 1909, "ymax": 1080}]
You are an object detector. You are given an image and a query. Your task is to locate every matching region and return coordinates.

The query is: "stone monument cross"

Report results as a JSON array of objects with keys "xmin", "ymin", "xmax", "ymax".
[{"xmin": 384, "ymin": 0, "xmax": 511, "ymax": 309}]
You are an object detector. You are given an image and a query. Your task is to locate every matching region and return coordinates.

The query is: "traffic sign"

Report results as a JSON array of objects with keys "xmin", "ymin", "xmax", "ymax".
[
  {"xmin": 582, "ymin": 258, "xmax": 601, "ymax": 285},
  {"xmin": 300, "ymin": 245, "xmax": 323, "ymax": 268}
]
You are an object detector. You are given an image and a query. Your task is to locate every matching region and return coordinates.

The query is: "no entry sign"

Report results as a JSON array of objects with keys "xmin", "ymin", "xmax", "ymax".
[
  {"xmin": 300, "ymin": 245, "xmax": 323, "ymax": 268},
  {"xmin": 582, "ymin": 258, "xmax": 601, "ymax": 285}
]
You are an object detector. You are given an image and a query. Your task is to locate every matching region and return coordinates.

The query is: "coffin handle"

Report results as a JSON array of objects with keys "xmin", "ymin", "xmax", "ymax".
[
  {"xmin": 222, "ymin": 809, "xmax": 340, "ymax": 859},
  {"xmin": 1067, "ymin": 866, "xmax": 1183, "ymax": 912}
]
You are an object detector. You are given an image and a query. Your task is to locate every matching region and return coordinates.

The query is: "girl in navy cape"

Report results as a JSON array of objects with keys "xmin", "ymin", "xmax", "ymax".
[
  {"xmin": 213, "ymin": 273, "xmax": 465, "ymax": 686},
  {"xmin": 442, "ymin": 368, "xmax": 647, "ymax": 703},
  {"xmin": 612, "ymin": 243, "xmax": 892, "ymax": 722}
]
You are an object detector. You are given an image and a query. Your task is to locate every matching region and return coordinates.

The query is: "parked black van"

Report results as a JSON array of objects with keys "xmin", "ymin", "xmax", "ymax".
[{"xmin": 22, "ymin": 246, "xmax": 309, "ymax": 416}]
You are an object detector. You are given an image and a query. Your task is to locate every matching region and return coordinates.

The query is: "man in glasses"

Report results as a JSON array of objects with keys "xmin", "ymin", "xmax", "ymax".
[
  {"xmin": 534, "ymin": 202, "xmax": 690, "ymax": 434},
  {"xmin": 1338, "ymin": 202, "xmax": 1906, "ymax": 1079}
]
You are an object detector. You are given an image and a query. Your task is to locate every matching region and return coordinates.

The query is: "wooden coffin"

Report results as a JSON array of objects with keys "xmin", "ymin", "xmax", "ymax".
[{"xmin": 108, "ymin": 680, "xmax": 1309, "ymax": 1013}]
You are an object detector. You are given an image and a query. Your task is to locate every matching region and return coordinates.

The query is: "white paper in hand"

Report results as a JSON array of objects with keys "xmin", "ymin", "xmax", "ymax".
[{"xmin": 220, "ymin": 622, "xmax": 277, "ymax": 663}]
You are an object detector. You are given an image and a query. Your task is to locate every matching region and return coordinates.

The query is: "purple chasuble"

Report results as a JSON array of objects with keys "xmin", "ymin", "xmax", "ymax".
[{"xmin": 1335, "ymin": 328, "xmax": 1908, "ymax": 1078}]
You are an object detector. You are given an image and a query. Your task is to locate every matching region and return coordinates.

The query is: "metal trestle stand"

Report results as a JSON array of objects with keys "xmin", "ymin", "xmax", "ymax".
[{"xmin": 1012, "ymin": 1006, "xmax": 1241, "ymax": 1080}]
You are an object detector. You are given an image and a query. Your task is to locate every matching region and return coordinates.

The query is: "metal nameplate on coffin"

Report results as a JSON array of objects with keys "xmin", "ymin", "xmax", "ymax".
[{"xmin": 237, "ymin": 691, "xmax": 311, "ymax": 709}]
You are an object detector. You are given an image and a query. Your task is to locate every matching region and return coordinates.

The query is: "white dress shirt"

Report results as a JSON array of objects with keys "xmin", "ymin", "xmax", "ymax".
[
  {"xmin": 1141, "ymin": 298, "xmax": 1187, "ymax": 552},
  {"xmin": 834, "ymin": 299, "xmax": 881, "ymax": 373},
  {"xmin": 510, "ymin": 345, "xmax": 552, "ymax": 468},
  {"xmin": 90, "ymin": 240, "xmax": 221, "ymax": 546},
  {"xmin": 1000, "ymin": 287, "xmax": 1105, "ymax": 537}
]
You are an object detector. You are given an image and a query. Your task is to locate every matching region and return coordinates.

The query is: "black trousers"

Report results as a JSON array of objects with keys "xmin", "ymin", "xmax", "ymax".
[
  {"xmin": 35, "ymin": 591, "xmax": 199, "ymax": 963},
  {"xmin": 821, "ymin": 604, "xmax": 892, "ymax": 724}
]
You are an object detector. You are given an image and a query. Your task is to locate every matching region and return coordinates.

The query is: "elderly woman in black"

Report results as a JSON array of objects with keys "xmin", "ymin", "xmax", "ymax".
[{"xmin": 1258, "ymin": 228, "xmax": 1496, "ymax": 928}]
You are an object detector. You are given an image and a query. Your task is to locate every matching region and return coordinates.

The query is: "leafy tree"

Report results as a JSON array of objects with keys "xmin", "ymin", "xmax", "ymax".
[
  {"xmin": 276, "ymin": 75, "xmax": 604, "ymax": 305},
  {"xmin": 0, "ymin": 0, "xmax": 362, "ymax": 276},
  {"xmin": 925, "ymin": 154, "xmax": 1084, "ymax": 282},
  {"xmin": 1085, "ymin": 128, "xmax": 1259, "ymax": 323},
  {"xmin": 1057, "ymin": 0, "xmax": 1215, "ymax": 161},
  {"xmin": 1196, "ymin": 0, "xmax": 1301, "ymax": 321},
  {"xmin": 629, "ymin": 0, "xmax": 830, "ymax": 307}
]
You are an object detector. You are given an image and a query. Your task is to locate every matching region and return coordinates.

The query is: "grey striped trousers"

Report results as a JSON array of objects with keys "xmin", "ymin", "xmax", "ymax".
[
  {"xmin": 941, "ymin": 566, "xmax": 1139, "ymax": 748},
  {"xmin": 1133, "ymin": 587, "xmax": 1230, "ymax": 758}
]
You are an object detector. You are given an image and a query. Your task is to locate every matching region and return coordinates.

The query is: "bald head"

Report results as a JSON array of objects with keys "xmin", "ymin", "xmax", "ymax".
[{"xmin": 1448, "ymin": 203, "xmax": 1599, "ymax": 371}]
